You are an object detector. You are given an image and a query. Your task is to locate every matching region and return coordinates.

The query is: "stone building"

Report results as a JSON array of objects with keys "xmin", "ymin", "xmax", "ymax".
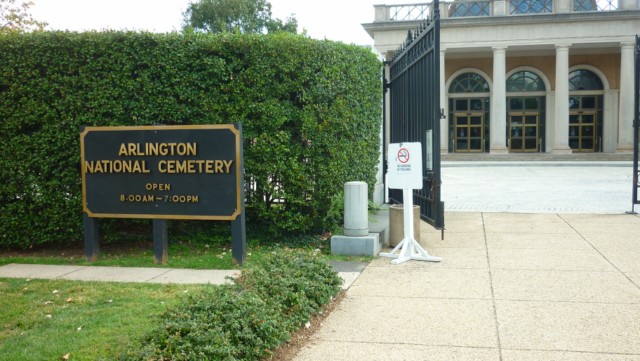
[{"xmin": 363, "ymin": 0, "xmax": 640, "ymax": 154}]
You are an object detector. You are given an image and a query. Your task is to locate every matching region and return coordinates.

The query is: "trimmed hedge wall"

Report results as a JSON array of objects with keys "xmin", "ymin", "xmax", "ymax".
[{"xmin": 0, "ymin": 31, "xmax": 382, "ymax": 248}]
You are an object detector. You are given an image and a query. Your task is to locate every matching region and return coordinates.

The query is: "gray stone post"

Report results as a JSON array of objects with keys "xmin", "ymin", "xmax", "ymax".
[{"xmin": 343, "ymin": 182, "xmax": 369, "ymax": 237}]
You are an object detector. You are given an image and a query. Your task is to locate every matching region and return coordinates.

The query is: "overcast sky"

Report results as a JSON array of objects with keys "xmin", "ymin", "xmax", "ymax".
[{"xmin": 31, "ymin": 0, "xmax": 409, "ymax": 46}]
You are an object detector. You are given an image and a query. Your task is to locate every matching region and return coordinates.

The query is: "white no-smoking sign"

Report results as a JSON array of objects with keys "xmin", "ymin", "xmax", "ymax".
[
  {"xmin": 382, "ymin": 141, "xmax": 441, "ymax": 264},
  {"xmin": 387, "ymin": 142, "xmax": 423, "ymax": 190}
]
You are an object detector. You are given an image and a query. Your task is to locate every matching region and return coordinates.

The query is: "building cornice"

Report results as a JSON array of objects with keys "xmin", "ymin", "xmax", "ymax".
[{"xmin": 362, "ymin": 10, "xmax": 640, "ymax": 38}]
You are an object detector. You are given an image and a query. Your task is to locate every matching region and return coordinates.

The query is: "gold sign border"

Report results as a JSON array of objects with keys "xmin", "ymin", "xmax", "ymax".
[{"xmin": 80, "ymin": 124, "xmax": 242, "ymax": 221}]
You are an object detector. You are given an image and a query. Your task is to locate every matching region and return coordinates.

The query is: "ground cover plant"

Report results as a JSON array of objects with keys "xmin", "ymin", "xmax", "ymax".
[{"xmin": 122, "ymin": 250, "xmax": 342, "ymax": 360}]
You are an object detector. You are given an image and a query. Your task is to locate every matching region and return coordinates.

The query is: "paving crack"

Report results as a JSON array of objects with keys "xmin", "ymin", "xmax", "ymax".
[
  {"xmin": 482, "ymin": 212, "xmax": 504, "ymax": 361},
  {"xmin": 558, "ymin": 214, "xmax": 640, "ymax": 292}
]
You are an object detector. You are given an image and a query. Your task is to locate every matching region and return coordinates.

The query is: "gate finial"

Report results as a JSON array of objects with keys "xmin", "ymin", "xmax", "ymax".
[{"xmin": 406, "ymin": 30, "xmax": 414, "ymax": 46}]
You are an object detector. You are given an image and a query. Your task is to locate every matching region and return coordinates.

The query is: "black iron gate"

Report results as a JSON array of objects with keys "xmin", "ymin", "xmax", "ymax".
[
  {"xmin": 385, "ymin": 0, "xmax": 444, "ymax": 229},
  {"xmin": 633, "ymin": 35, "xmax": 640, "ymax": 208}
]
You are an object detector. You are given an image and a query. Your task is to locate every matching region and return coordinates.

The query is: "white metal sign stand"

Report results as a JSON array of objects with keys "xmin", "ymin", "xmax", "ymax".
[{"xmin": 380, "ymin": 143, "xmax": 441, "ymax": 265}]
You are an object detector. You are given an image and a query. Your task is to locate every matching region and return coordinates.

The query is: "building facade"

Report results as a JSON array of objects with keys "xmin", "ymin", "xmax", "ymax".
[{"xmin": 363, "ymin": 0, "xmax": 640, "ymax": 154}]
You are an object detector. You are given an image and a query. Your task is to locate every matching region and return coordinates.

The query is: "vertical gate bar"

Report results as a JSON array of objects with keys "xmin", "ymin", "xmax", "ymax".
[
  {"xmin": 411, "ymin": 58, "xmax": 416, "ymax": 142},
  {"xmin": 434, "ymin": 2, "xmax": 444, "ymax": 229},
  {"xmin": 383, "ymin": 62, "xmax": 390, "ymax": 184},
  {"xmin": 633, "ymin": 35, "xmax": 639, "ymax": 206},
  {"xmin": 427, "ymin": 41, "xmax": 432, "ymax": 217},
  {"xmin": 406, "ymin": 62, "xmax": 410, "ymax": 142},
  {"xmin": 404, "ymin": 54, "xmax": 408, "ymax": 142},
  {"xmin": 417, "ymin": 52, "xmax": 424, "ymax": 218}
]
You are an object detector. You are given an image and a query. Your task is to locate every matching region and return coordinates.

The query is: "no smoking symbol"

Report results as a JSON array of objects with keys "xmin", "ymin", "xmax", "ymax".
[{"xmin": 398, "ymin": 148, "xmax": 410, "ymax": 163}]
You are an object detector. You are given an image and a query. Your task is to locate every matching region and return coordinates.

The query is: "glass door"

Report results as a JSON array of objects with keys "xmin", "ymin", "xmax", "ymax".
[
  {"xmin": 454, "ymin": 114, "xmax": 484, "ymax": 152},
  {"xmin": 569, "ymin": 112, "xmax": 597, "ymax": 152},
  {"xmin": 509, "ymin": 113, "xmax": 539, "ymax": 152},
  {"xmin": 507, "ymin": 96, "xmax": 544, "ymax": 153}
]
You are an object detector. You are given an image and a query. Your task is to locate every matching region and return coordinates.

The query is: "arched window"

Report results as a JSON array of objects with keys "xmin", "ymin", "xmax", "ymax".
[
  {"xmin": 449, "ymin": 72, "xmax": 490, "ymax": 93},
  {"xmin": 506, "ymin": 71, "xmax": 545, "ymax": 92},
  {"xmin": 569, "ymin": 69, "xmax": 603, "ymax": 91}
]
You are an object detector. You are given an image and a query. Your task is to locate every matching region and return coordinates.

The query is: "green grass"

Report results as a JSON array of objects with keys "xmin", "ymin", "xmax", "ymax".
[
  {"xmin": 0, "ymin": 241, "xmax": 242, "ymax": 270},
  {"xmin": 0, "ymin": 278, "xmax": 208, "ymax": 361},
  {"xmin": 0, "ymin": 234, "xmax": 372, "ymax": 269}
]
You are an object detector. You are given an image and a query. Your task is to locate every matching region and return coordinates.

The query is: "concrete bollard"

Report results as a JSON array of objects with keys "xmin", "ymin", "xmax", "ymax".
[{"xmin": 344, "ymin": 182, "xmax": 368, "ymax": 237}]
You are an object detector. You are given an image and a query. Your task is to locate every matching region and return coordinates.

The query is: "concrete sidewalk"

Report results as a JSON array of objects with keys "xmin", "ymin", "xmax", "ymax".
[
  {"xmin": 0, "ymin": 261, "xmax": 367, "ymax": 290},
  {"xmin": 294, "ymin": 212, "xmax": 640, "ymax": 360}
]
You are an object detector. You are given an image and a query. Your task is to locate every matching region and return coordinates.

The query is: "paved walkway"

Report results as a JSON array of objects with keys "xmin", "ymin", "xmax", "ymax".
[
  {"xmin": 0, "ymin": 262, "xmax": 364, "ymax": 290},
  {"xmin": 294, "ymin": 212, "xmax": 640, "ymax": 360},
  {"xmin": 441, "ymin": 161, "xmax": 636, "ymax": 213}
]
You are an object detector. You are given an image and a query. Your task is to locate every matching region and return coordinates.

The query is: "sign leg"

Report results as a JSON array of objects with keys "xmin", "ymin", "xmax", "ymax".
[
  {"xmin": 231, "ymin": 211, "xmax": 246, "ymax": 266},
  {"xmin": 380, "ymin": 189, "xmax": 441, "ymax": 264},
  {"xmin": 153, "ymin": 219, "xmax": 168, "ymax": 264},
  {"xmin": 83, "ymin": 212, "xmax": 100, "ymax": 262},
  {"xmin": 231, "ymin": 122, "xmax": 247, "ymax": 266}
]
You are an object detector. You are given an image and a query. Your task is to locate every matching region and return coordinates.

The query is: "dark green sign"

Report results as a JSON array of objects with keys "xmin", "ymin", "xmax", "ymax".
[{"xmin": 80, "ymin": 124, "xmax": 241, "ymax": 220}]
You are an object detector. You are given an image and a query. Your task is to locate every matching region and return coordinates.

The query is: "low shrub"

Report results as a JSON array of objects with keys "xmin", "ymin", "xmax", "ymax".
[
  {"xmin": 124, "ymin": 284, "xmax": 288, "ymax": 361},
  {"xmin": 236, "ymin": 251, "xmax": 343, "ymax": 332},
  {"xmin": 122, "ymin": 251, "xmax": 342, "ymax": 360}
]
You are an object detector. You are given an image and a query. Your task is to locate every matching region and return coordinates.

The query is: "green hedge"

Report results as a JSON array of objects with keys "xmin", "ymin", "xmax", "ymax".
[
  {"xmin": 122, "ymin": 251, "xmax": 343, "ymax": 360},
  {"xmin": 0, "ymin": 31, "xmax": 382, "ymax": 248}
]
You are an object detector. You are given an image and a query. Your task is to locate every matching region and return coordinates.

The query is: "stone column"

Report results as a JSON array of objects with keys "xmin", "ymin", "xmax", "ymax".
[
  {"xmin": 439, "ymin": 2, "xmax": 449, "ymax": 18},
  {"xmin": 493, "ymin": 0, "xmax": 507, "ymax": 15},
  {"xmin": 491, "ymin": 46, "xmax": 508, "ymax": 153},
  {"xmin": 604, "ymin": 90, "xmax": 619, "ymax": 153},
  {"xmin": 620, "ymin": 0, "xmax": 639, "ymax": 10},
  {"xmin": 440, "ymin": 49, "xmax": 448, "ymax": 153},
  {"xmin": 556, "ymin": 0, "xmax": 572, "ymax": 12},
  {"xmin": 618, "ymin": 42, "xmax": 635, "ymax": 152},
  {"xmin": 546, "ymin": 92, "xmax": 555, "ymax": 152},
  {"xmin": 552, "ymin": 44, "xmax": 572, "ymax": 154},
  {"xmin": 374, "ymin": 5, "xmax": 390, "ymax": 21}
]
